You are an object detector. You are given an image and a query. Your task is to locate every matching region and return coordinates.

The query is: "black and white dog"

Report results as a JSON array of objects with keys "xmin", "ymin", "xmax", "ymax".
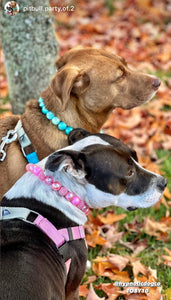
[{"xmin": 0, "ymin": 129, "xmax": 167, "ymax": 300}]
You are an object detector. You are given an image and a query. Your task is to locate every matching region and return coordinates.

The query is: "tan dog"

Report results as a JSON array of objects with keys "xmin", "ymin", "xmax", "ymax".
[{"xmin": 0, "ymin": 47, "xmax": 160, "ymax": 199}]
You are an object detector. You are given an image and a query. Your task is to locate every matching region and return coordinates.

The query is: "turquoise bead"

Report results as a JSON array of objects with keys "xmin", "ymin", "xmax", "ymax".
[
  {"xmin": 52, "ymin": 117, "xmax": 60, "ymax": 125},
  {"xmin": 39, "ymin": 95, "xmax": 74, "ymax": 136},
  {"xmin": 39, "ymin": 102, "xmax": 45, "ymax": 108},
  {"xmin": 42, "ymin": 107, "xmax": 48, "ymax": 114},
  {"xmin": 58, "ymin": 122, "xmax": 67, "ymax": 131},
  {"xmin": 38, "ymin": 97, "xmax": 44, "ymax": 103},
  {"xmin": 46, "ymin": 112, "xmax": 54, "ymax": 120},
  {"xmin": 65, "ymin": 127, "xmax": 73, "ymax": 135}
]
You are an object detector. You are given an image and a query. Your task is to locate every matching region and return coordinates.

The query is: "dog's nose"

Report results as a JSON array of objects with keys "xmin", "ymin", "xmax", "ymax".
[
  {"xmin": 156, "ymin": 177, "xmax": 167, "ymax": 192},
  {"xmin": 152, "ymin": 78, "xmax": 161, "ymax": 89}
]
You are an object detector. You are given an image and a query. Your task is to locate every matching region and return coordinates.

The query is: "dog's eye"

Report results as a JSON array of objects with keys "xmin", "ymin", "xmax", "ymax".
[{"xmin": 126, "ymin": 169, "xmax": 134, "ymax": 177}]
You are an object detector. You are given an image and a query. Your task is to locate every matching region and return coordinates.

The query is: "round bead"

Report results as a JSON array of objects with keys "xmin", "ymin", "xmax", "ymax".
[
  {"xmin": 42, "ymin": 107, "xmax": 49, "ymax": 114},
  {"xmin": 38, "ymin": 97, "xmax": 44, "ymax": 104},
  {"xmin": 46, "ymin": 111, "xmax": 54, "ymax": 120},
  {"xmin": 52, "ymin": 117, "xmax": 60, "ymax": 125},
  {"xmin": 77, "ymin": 200, "xmax": 85, "ymax": 209},
  {"xmin": 39, "ymin": 102, "xmax": 45, "ymax": 108},
  {"xmin": 71, "ymin": 196, "xmax": 81, "ymax": 207},
  {"xmin": 65, "ymin": 192, "xmax": 74, "ymax": 201},
  {"xmin": 58, "ymin": 122, "xmax": 67, "ymax": 131},
  {"xmin": 51, "ymin": 181, "xmax": 61, "ymax": 191},
  {"xmin": 26, "ymin": 163, "xmax": 34, "ymax": 172},
  {"xmin": 65, "ymin": 127, "xmax": 73, "ymax": 135},
  {"xmin": 44, "ymin": 176, "xmax": 54, "ymax": 185},
  {"xmin": 33, "ymin": 166, "xmax": 41, "ymax": 176},
  {"xmin": 81, "ymin": 205, "xmax": 89, "ymax": 215},
  {"xmin": 38, "ymin": 171, "xmax": 46, "ymax": 181},
  {"xmin": 58, "ymin": 186, "xmax": 68, "ymax": 196}
]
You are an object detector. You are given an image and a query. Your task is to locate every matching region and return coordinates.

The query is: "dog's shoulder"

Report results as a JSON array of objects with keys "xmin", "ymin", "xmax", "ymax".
[{"xmin": 0, "ymin": 115, "xmax": 20, "ymax": 139}]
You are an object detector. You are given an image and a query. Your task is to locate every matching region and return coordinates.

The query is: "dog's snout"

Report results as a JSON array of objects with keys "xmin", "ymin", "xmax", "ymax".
[
  {"xmin": 156, "ymin": 177, "xmax": 167, "ymax": 192},
  {"xmin": 152, "ymin": 78, "xmax": 161, "ymax": 89}
]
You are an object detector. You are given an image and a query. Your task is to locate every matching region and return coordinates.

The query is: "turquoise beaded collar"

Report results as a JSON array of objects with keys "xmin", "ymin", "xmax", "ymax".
[{"xmin": 38, "ymin": 97, "xmax": 73, "ymax": 136}]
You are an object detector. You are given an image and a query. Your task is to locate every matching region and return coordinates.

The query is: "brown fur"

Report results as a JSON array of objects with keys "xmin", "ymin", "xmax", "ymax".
[{"xmin": 0, "ymin": 47, "xmax": 160, "ymax": 199}]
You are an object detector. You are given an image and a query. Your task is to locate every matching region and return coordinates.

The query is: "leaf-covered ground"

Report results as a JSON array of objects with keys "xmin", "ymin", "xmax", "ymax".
[{"xmin": 0, "ymin": 0, "xmax": 171, "ymax": 299}]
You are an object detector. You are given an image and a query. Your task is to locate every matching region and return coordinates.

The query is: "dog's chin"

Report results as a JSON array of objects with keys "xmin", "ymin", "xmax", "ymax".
[{"xmin": 126, "ymin": 206, "xmax": 138, "ymax": 211}]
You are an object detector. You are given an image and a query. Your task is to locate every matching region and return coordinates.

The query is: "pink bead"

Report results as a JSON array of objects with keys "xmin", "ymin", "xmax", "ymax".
[
  {"xmin": 58, "ymin": 187, "xmax": 68, "ymax": 196},
  {"xmin": 38, "ymin": 171, "xmax": 46, "ymax": 181},
  {"xmin": 65, "ymin": 192, "xmax": 74, "ymax": 201},
  {"xmin": 81, "ymin": 205, "xmax": 89, "ymax": 215},
  {"xmin": 26, "ymin": 163, "xmax": 34, "ymax": 172},
  {"xmin": 77, "ymin": 200, "xmax": 85, "ymax": 209},
  {"xmin": 51, "ymin": 181, "xmax": 61, "ymax": 191},
  {"xmin": 33, "ymin": 166, "xmax": 41, "ymax": 176},
  {"xmin": 71, "ymin": 196, "xmax": 81, "ymax": 206},
  {"xmin": 44, "ymin": 176, "xmax": 54, "ymax": 185}
]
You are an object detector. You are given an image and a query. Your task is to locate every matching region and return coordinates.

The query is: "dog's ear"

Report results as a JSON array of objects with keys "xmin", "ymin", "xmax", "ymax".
[
  {"xmin": 68, "ymin": 128, "xmax": 91, "ymax": 145},
  {"xmin": 45, "ymin": 150, "xmax": 87, "ymax": 179},
  {"xmin": 98, "ymin": 133, "xmax": 138, "ymax": 162},
  {"xmin": 51, "ymin": 67, "xmax": 90, "ymax": 111}
]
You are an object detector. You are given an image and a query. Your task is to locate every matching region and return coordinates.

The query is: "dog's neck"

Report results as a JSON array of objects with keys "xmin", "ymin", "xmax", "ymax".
[
  {"xmin": 4, "ymin": 167, "xmax": 88, "ymax": 225},
  {"xmin": 40, "ymin": 87, "xmax": 110, "ymax": 133}
]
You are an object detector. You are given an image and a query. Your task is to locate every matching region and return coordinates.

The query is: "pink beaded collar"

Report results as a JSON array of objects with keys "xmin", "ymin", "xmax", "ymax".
[{"xmin": 26, "ymin": 164, "xmax": 89, "ymax": 216}]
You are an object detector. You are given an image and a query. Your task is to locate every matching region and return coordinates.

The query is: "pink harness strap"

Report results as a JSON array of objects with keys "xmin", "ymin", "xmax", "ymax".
[
  {"xmin": 34, "ymin": 215, "xmax": 85, "ymax": 246},
  {"xmin": 33, "ymin": 214, "xmax": 85, "ymax": 274},
  {"xmin": 34, "ymin": 215, "xmax": 65, "ymax": 247}
]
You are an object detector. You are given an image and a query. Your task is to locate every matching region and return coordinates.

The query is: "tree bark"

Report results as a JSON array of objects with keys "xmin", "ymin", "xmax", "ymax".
[{"xmin": 1, "ymin": 0, "xmax": 59, "ymax": 114}]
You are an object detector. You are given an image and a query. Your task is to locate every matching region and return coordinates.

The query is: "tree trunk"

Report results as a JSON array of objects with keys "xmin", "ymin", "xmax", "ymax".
[{"xmin": 1, "ymin": 0, "xmax": 59, "ymax": 114}]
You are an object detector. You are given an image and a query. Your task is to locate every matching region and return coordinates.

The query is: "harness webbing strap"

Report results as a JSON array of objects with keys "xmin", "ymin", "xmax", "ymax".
[{"xmin": 15, "ymin": 120, "xmax": 39, "ymax": 163}]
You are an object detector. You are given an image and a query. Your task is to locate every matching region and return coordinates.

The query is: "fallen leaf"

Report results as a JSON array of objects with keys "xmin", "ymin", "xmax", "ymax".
[
  {"xmin": 86, "ymin": 231, "xmax": 106, "ymax": 248},
  {"xmin": 107, "ymin": 254, "xmax": 129, "ymax": 271},
  {"xmin": 95, "ymin": 283, "xmax": 120, "ymax": 300},
  {"xmin": 131, "ymin": 260, "xmax": 148, "ymax": 277},
  {"xmin": 79, "ymin": 284, "xmax": 89, "ymax": 297},
  {"xmin": 84, "ymin": 275, "xmax": 97, "ymax": 284},
  {"xmin": 86, "ymin": 284, "xmax": 105, "ymax": 300},
  {"xmin": 120, "ymin": 239, "xmax": 148, "ymax": 255},
  {"xmin": 98, "ymin": 212, "xmax": 126, "ymax": 225},
  {"xmin": 161, "ymin": 248, "xmax": 171, "ymax": 267},
  {"xmin": 144, "ymin": 217, "xmax": 171, "ymax": 237},
  {"xmin": 92, "ymin": 256, "xmax": 130, "ymax": 281},
  {"xmin": 100, "ymin": 224, "xmax": 123, "ymax": 250}
]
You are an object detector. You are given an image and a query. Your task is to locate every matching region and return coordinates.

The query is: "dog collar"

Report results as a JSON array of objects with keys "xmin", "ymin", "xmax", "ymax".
[
  {"xmin": 26, "ymin": 163, "xmax": 89, "ymax": 216},
  {"xmin": 0, "ymin": 206, "xmax": 85, "ymax": 274},
  {"xmin": 38, "ymin": 97, "xmax": 73, "ymax": 135}
]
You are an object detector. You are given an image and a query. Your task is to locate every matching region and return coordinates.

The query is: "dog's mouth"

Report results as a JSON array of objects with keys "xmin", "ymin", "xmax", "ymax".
[{"xmin": 127, "ymin": 206, "xmax": 138, "ymax": 211}]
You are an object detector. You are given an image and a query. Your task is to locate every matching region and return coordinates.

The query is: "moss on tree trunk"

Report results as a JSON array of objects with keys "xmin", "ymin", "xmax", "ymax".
[{"xmin": 1, "ymin": 0, "xmax": 59, "ymax": 114}]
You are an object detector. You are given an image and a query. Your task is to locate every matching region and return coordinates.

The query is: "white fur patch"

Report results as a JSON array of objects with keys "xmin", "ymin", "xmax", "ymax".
[{"xmin": 85, "ymin": 180, "xmax": 162, "ymax": 210}]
